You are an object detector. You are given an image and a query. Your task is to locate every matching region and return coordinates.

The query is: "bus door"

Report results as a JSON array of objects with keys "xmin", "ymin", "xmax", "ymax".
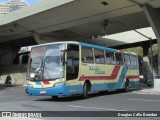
[
  {"xmin": 66, "ymin": 44, "xmax": 81, "ymax": 94},
  {"xmin": 115, "ymin": 53, "xmax": 127, "ymax": 89}
]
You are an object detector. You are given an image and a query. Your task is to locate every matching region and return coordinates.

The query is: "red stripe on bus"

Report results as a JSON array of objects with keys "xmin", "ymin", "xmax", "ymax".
[
  {"xmin": 42, "ymin": 81, "xmax": 50, "ymax": 84},
  {"xmin": 126, "ymin": 76, "xmax": 139, "ymax": 79},
  {"xmin": 79, "ymin": 66, "xmax": 121, "ymax": 81}
]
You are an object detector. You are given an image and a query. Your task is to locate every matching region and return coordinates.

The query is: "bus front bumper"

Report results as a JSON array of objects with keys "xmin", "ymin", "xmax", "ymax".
[{"xmin": 27, "ymin": 85, "xmax": 68, "ymax": 96}]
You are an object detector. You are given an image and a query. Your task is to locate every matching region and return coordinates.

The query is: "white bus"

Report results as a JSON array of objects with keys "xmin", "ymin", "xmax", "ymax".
[{"xmin": 26, "ymin": 41, "xmax": 139, "ymax": 99}]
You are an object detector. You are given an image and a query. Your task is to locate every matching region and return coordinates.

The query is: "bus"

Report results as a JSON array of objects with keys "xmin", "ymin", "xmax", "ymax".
[{"xmin": 26, "ymin": 41, "xmax": 139, "ymax": 99}]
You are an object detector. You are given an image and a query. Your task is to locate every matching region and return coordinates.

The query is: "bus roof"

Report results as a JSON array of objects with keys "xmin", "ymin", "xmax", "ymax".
[{"xmin": 31, "ymin": 41, "xmax": 137, "ymax": 55}]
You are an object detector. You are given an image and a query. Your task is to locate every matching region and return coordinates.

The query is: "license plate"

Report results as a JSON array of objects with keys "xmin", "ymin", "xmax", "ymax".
[{"xmin": 40, "ymin": 90, "xmax": 46, "ymax": 94}]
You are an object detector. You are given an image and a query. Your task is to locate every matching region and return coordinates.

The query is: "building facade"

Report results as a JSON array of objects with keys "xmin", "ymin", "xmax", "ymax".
[{"xmin": 0, "ymin": 0, "xmax": 27, "ymax": 16}]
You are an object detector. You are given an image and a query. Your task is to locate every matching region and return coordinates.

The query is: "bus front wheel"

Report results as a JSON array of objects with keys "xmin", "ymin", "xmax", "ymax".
[
  {"xmin": 82, "ymin": 83, "xmax": 88, "ymax": 98},
  {"xmin": 52, "ymin": 96, "xmax": 58, "ymax": 100}
]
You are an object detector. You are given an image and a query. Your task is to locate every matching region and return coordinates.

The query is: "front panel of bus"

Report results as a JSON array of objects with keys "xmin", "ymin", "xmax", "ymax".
[{"xmin": 26, "ymin": 43, "xmax": 67, "ymax": 96}]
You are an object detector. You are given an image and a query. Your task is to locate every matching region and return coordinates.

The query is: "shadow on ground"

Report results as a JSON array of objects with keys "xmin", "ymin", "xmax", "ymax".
[
  {"xmin": 0, "ymin": 84, "xmax": 6, "ymax": 90},
  {"xmin": 0, "ymin": 84, "xmax": 19, "ymax": 90}
]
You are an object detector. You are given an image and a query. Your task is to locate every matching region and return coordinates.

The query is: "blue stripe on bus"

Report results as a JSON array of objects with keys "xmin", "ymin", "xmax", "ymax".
[
  {"xmin": 90, "ymin": 65, "xmax": 140, "ymax": 92},
  {"xmin": 35, "ymin": 81, "xmax": 41, "ymax": 85},
  {"xmin": 115, "ymin": 66, "xmax": 128, "ymax": 89},
  {"xmin": 85, "ymin": 81, "xmax": 139, "ymax": 93},
  {"xmin": 27, "ymin": 85, "xmax": 68, "ymax": 96},
  {"xmin": 80, "ymin": 43, "xmax": 118, "ymax": 52},
  {"xmin": 27, "ymin": 80, "xmax": 139, "ymax": 96},
  {"xmin": 67, "ymin": 79, "xmax": 139, "ymax": 94}
]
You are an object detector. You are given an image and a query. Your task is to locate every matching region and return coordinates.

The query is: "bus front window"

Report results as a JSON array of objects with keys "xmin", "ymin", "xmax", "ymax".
[
  {"xmin": 28, "ymin": 46, "xmax": 45, "ymax": 80},
  {"xmin": 43, "ymin": 44, "xmax": 64, "ymax": 80},
  {"xmin": 28, "ymin": 44, "xmax": 65, "ymax": 80}
]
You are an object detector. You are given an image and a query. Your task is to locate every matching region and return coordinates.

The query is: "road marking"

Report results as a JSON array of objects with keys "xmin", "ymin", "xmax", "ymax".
[
  {"xmin": 68, "ymin": 105, "xmax": 126, "ymax": 111},
  {"xmin": 132, "ymin": 91, "xmax": 147, "ymax": 94},
  {"xmin": 132, "ymin": 91, "xmax": 160, "ymax": 95},
  {"xmin": 128, "ymin": 99, "xmax": 160, "ymax": 102}
]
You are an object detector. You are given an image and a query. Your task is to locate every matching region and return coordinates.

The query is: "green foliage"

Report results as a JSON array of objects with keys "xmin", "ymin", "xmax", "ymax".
[
  {"xmin": 150, "ymin": 44, "xmax": 158, "ymax": 56},
  {"xmin": 122, "ymin": 43, "xmax": 159, "ymax": 58},
  {"xmin": 123, "ymin": 47, "xmax": 143, "ymax": 58}
]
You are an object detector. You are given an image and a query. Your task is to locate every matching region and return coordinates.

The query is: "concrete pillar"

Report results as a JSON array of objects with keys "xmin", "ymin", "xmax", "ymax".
[
  {"xmin": 142, "ymin": 44, "xmax": 153, "ymax": 83},
  {"xmin": 142, "ymin": 44, "xmax": 149, "ymax": 57},
  {"xmin": 143, "ymin": 4, "xmax": 160, "ymax": 75}
]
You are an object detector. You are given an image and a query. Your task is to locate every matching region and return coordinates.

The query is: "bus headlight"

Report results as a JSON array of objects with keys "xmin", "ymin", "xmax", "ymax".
[{"xmin": 54, "ymin": 82, "xmax": 65, "ymax": 87}]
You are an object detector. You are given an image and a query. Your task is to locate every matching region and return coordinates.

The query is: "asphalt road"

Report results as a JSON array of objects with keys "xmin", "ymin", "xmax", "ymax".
[{"xmin": 0, "ymin": 85, "xmax": 160, "ymax": 120}]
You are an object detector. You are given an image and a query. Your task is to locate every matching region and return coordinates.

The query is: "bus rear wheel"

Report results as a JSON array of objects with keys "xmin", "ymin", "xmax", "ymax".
[{"xmin": 124, "ymin": 79, "xmax": 130, "ymax": 92}]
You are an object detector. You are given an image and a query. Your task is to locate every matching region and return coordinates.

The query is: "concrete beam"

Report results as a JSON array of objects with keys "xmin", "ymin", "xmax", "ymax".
[
  {"xmin": 33, "ymin": 30, "xmax": 86, "ymax": 44},
  {"xmin": 33, "ymin": 32, "xmax": 56, "ymax": 44},
  {"xmin": 143, "ymin": 4, "xmax": 160, "ymax": 75}
]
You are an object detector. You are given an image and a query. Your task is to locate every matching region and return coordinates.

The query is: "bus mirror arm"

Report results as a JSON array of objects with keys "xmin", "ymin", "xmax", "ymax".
[{"xmin": 60, "ymin": 50, "xmax": 66, "ymax": 65}]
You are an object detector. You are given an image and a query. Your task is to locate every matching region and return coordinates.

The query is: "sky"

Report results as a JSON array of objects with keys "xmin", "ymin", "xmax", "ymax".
[
  {"xmin": 104, "ymin": 27, "xmax": 156, "ymax": 43},
  {"xmin": 0, "ymin": 0, "xmax": 41, "ymax": 5}
]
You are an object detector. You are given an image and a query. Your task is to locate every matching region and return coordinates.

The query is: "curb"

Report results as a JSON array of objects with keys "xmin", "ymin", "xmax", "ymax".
[{"xmin": 132, "ymin": 89, "xmax": 160, "ymax": 95}]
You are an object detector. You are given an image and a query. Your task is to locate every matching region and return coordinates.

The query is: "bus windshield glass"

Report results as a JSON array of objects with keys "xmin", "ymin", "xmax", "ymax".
[{"xmin": 28, "ymin": 44, "xmax": 65, "ymax": 80}]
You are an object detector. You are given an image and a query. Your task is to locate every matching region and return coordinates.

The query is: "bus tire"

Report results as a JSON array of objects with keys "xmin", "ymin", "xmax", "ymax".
[
  {"xmin": 124, "ymin": 79, "xmax": 130, "ymax": 92},
  {"xmin": 52, "ymin": 96, "xmax": 58, "ymax": 100},
  {"xmin": 82, "ymin": 82, "xmax": 90, "ymax": 98}
]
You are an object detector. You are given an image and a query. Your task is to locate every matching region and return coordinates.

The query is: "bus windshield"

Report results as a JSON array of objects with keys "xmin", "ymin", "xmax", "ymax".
[{"xmin": 28, "ymin": 44, "xmax": 65, "ymax": 80}]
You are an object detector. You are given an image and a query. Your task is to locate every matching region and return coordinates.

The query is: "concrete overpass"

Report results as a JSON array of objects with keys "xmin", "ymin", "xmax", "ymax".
[
  {"xmin": 0, "ymin": 0, "xmax": 159, "ymax": 43},
  {"xmin": 0, "ymin": 0, "xmax": 160, "ymax": 84}
]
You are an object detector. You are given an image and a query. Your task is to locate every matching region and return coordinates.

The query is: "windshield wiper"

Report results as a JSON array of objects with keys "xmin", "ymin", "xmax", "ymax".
[
  {"xmin": 33, "ymin": 59, "xmax": 44, "ymax": 81},
  {"xmin": 34, "ymin": 59, "xmax": 43, "ymax": 73}
]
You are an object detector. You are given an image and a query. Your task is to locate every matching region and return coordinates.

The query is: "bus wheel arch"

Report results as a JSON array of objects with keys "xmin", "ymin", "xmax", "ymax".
[{"xmin": 82, "ymin": 80, "xmax": 91, "ymax": 98}]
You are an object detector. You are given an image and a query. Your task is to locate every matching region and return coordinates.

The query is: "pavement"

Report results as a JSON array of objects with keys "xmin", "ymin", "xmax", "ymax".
[
  {"xmin": 0, "ymin": 84, "xmax": 160, "ymax": 120},
  {"xmin": 131, "ymin": 83, "xmax": 160, "ymax": 95},
  {"xmin": 134, "ymin": 88, "xmax": 160, "ymax": 95}
]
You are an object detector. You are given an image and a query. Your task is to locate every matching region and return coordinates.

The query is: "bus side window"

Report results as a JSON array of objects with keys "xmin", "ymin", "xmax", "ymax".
[
  {"xmin": 94, "ymin": 49, "xmax": 105, "ymax": 64},
  {"xmin": 130, "ymin": 55, "xmax": 137, "ymax": 66},
  {"xmin": 124, "ymin": 54, "xmax": 130, "ymax": 66},
  {"xmin": 81, "ymin": 47, "xmax": 94, "ymax": 63},
  {"xmin": 115, "ymin": 53, "xmax": 123, "ymax": 65},
  {"xmin": 105, "ymin": 51, "xmax": 115, "ymax": 65}
]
